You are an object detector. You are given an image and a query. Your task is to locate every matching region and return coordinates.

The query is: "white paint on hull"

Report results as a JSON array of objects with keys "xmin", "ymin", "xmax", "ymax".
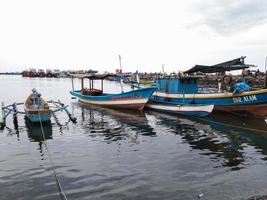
[
  {"xmin": 146, "ymin": 103, "xmax": 214, "ymax": 113},
  {"xmin": 79, "ymin": 98, "xmax": 148, "ymax": 106}
]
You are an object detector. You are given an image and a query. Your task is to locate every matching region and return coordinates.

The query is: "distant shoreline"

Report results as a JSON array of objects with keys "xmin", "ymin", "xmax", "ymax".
[{"xmin": 0, "ymin": 73, "xmax": 21, "ymax": 75}]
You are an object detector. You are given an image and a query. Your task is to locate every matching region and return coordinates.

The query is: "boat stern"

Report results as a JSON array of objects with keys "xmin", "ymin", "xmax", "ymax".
[{"xmin": 26, "ymin": 112, "xmax": 52, "ymax": 123}]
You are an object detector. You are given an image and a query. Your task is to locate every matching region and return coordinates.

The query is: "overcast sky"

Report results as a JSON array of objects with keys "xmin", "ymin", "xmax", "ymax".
[{"xmin": 0, "ymin": 0, "xmax": 267, "ymax": 73}]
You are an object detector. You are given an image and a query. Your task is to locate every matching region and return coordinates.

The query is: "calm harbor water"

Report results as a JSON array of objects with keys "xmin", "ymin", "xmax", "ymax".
[{"xmin": 1, "ymin": 75, "xmax": 267, "ymax": 200}]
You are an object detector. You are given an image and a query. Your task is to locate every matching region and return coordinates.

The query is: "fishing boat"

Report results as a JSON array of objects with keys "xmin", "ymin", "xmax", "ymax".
[
  {"xmin": 147, "ymin": 75, "xmax": 214, "ymax": 117},
  {"xmin": 0, "ymin": 90, "xmax": 76, "ymax": 129},
  {"xmin": 70, "ymin": 73, "xmax": 157, "ymax": 110},
  {"xmin": 24, "ymin": 89, "xmax": 52, "ymax": 122},
  {"xmin": 146, "ymin": 101, "xmax": 214, "ymax": 117},
  {"xmin": 152, "ymin": 57, "xmax": 267, "ymax": 117}
]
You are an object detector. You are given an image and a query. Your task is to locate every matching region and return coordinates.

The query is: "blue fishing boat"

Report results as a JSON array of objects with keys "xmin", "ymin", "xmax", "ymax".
[
  {"xmin": 24, "ymin": 89, "xmax": 52, "ymax": 122},
  {"xmin": 152, "ymin": 57, "xmax": 267, "ymax": 117},
  {"xmin": 70, "ymin": 74, "xmax": 157, "ymax": 110},
  {"xmin": 147, "ymin": 76, "xmax": 214, "ymax": 117}
]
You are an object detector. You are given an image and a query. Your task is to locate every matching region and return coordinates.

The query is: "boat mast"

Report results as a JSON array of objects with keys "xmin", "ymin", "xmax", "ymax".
[
  {"xmin": 119, "ymin": 55, "xmax": 124, "ymax": 93},
  {"xmin": 81, "ymin": 78, "xmax": 84, "ymax": 91},
  {"xmin": 136, "ymin": 70, "xmax": 140, "ymax": 87}
]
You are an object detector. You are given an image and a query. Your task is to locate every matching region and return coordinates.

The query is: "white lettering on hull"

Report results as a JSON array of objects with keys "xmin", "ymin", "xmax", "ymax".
[{"xmin": 233, "ymin": 95, "xmax": 257, "ymax": 103}]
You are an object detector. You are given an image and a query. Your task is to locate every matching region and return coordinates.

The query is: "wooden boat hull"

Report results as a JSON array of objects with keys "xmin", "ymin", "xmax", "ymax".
[
  {"xmin": 146, "ymin": 101, "xmax": 214, "ymax": 117},
  {"xmin": 25, "ymin": 111, "xmax": 52, "ymax": 123},
  {"xmin": 70, "ymin": 86, "xmax": 157, "ymax": 111},
  {"xmin": 152, "ymin": 89, "xmax": 267, "ymax": 117},
  {"xmin": 78, "ymin": 98, "xmax": 147, "ymax": 110},
  {"xmin": 214, "ymin": 104, "xmax": 267, "ymax": 116},
  {"xmin": 24, "ymin": 94, "xmax": 52, "ymax": 123}
]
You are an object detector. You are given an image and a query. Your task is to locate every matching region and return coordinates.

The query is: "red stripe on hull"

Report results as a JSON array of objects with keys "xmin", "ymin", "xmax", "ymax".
[
  {"xmin": 214, "ymin": 104, "xmax": 267, "ymax": 117},
  {"xmin": 79, "ymin": 100, "xmax": 145, "ymax": 111}
]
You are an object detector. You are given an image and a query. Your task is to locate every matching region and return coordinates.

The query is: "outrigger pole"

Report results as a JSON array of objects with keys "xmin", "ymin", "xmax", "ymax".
[
  {"xmin": 49, "ymin": 100, "xmax": 77, "ymax": 123},
  {"xmin": 0, "ymin": 102, "xmax": 4, "ymax": 129},
  {"xmin": 0, "ymin": 101, "xmax": 76, "ymax": 129},
  {"xmin": 12, "ymin": 103, "xmax": 18, "ymax": 131}
]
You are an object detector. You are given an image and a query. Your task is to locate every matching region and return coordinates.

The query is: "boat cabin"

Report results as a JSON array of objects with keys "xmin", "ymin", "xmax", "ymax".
[
  {"xmin": 70, "ymin": 74, "xmax": 109, "ymax": 96},
  {"xmin": 156, "ymin": 77, "xmax": 199, "ymax": 94}
]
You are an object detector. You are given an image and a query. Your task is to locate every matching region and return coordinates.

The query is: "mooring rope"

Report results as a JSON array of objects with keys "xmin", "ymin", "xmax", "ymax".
[
  {"xmin": 33, "ymin": 94, "xmax": 68, "ymax": 200},
  {"xmin": 192, "ymin": 115, "xmax": 267, "ymax": 134}
]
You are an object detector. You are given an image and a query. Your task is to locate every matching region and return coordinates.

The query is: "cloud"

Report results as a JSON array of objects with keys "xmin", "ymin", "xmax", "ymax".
[{"xmin": 188, "ymin": 0, "xmax": 267, "ymax": 35}]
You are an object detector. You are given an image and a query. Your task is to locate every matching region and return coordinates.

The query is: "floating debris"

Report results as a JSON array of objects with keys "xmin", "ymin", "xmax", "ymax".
[{"xmin": 197, "ymin": 192, "xmax": 204, "ymax": 199}]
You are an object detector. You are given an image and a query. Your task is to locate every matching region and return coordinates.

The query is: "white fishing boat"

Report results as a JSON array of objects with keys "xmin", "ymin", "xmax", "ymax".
[{"xmin": 146, "ymin": 101, "xmax": 214, "ymax": 117}]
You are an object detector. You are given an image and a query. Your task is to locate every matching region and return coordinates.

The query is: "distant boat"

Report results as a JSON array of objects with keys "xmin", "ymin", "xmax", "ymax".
[
  {"xmin": 70, "ymin": 73, "xmax": 157, "ymax": 111},
  {"xmin": 38, "ymin": 69, "xmax": 46, "ymax": 77},
  {"xmin": 146, "ymin": 101, "xmax": 214, "ymax": 117},
  {"xmin": 24, "ymin": 89, "xmax": 52, "ymax": 123}
]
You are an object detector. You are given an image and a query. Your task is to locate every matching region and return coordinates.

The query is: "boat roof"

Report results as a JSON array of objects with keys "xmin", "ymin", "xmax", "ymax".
[
  {"xmin": 70, "ymin": 73, "xmax": 114, "ymax": 80},
  {"xmin": 184, "ymin": 56, "xmax": 255, "ymax": 74}
]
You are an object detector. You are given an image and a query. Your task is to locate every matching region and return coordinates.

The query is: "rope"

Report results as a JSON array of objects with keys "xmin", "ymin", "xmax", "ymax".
[
  {"xmin": 191, "ymin": 115, "xmax": 267, "ymax": 134},
  {"xmin": 33, "ymin": 94, "xmax": 68, "ymax": 200}
]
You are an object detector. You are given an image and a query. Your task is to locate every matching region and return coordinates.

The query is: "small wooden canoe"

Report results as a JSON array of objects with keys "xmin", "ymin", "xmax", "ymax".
[
  {"xmin": 146, "ymin": 101, "xmax": 214, "ymax": 117},
  {"xmin": 23, "ymin": 91, "xmax": 52, "ymax": 123}
]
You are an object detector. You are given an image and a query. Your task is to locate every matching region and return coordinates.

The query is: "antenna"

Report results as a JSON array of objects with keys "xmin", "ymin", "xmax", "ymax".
[{"xmin": 119, "ymin": 55, "xmax": 122, "ymax": 73}]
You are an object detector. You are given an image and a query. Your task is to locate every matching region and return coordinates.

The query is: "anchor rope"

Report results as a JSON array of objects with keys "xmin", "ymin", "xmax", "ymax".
[
  {"xmin": 33, "ymin": 93, "xmax": 68, "ymax": 200},
  {"xmin": 192, "ymin": 115, "xmax": 267, "ymax": 134}
]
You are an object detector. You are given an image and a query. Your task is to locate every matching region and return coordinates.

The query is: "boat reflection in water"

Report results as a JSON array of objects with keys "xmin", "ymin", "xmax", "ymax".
[
  {"xmin": 25, "ymin": 118, "xmax": 53, "ymax": 142},
  {"xmin": 145, "ymin": 110, "xmax": 267, "ymax": 171},
  {"xmin": 77, "ymin": 103, "xmax": 155, "ymax": 143},
  {"xmin": 74, "ymin": 101, "xmax": 267, "ymax": 171},
  {"xmin": 207, "ymin": 111, "xmax": 267, "ymax": 155},
  {"xmin": 208, "ymin": 111, "xmax": 267, "ymax": 133}
]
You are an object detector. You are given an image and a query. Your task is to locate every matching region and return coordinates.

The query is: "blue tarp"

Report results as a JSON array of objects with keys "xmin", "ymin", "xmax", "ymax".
[{"xmin": 233, "ymin": 82, "xmax": 250, "ymax": 94}]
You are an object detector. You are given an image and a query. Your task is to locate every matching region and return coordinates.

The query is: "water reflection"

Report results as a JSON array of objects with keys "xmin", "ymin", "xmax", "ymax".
[
  {"xmin": 76, "ymin": 104, "xmax": 156, "ymax": 143},
  {"xmin": 209, "ymin": 111, "xmax": 267, "ymax": 133},
  {"xmin": 207, "ymin": 112, "xmax": 267, "ymax": 160},
  {"xmin": 25, "ymin": 119, "xmax": 53, "ymax": 142},
  {"xmin": 145, "ymin": 110, "xmax": 267, "ymax": 170},
  {"xmin": 73, "ymin": 103, "xmax": 267, "ymax": 171}
]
